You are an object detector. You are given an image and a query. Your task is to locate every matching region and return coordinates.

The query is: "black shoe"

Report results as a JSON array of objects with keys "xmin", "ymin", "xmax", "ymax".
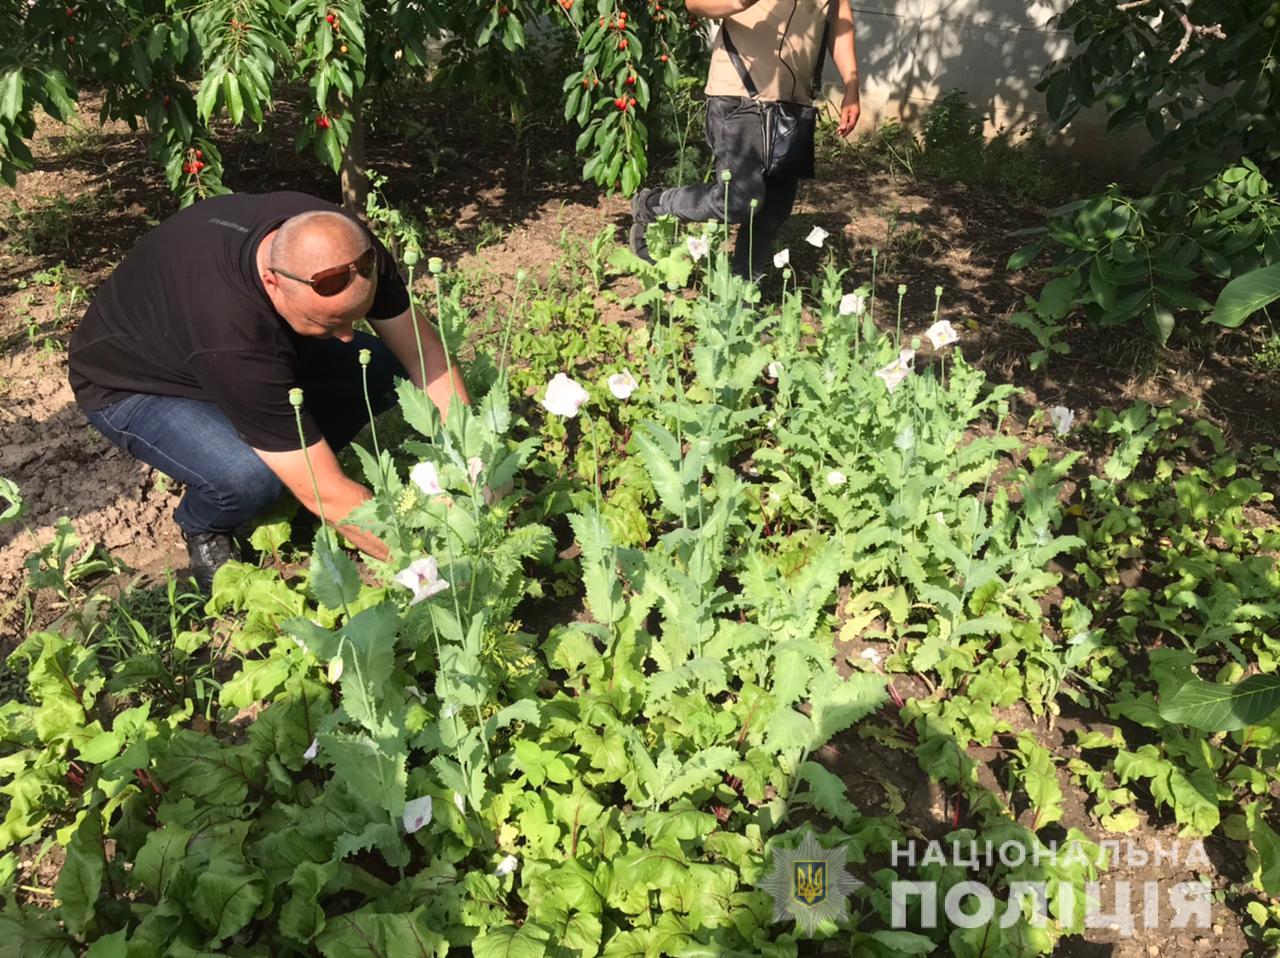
[
  {"xmin": 183, "ymin": 530, "xmax": 238, "ymax": 593},
  {"xmin": 630, "ymin": 187, "xmax": 661, "ymax": 263}
]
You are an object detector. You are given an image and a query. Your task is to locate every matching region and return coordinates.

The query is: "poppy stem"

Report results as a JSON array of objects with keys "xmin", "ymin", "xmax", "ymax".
[
  {"xmin": 870, "ymin": 247, "xmax": 879, "ymax": 327},
  {"xmin": 496, "ymin": 271, "xmax": 525, "ymax": 383},
  {"xmin": 291, "ymin": 394, "xmax": 328, "ymax": 529},
  {"xmin": 406, "ymin": 264, "xmax": 430, "ymax": 403}
]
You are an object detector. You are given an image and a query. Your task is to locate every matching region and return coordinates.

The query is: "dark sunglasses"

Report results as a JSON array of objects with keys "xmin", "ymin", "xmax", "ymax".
[{"xmin": 271, "ymin": 246, "xmax": 377, "ymax": 297}]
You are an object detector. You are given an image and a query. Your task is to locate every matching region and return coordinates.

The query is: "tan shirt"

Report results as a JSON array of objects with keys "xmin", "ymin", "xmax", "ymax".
[{"xmin": 705, "ymin": 0, "xmax": 831, "ymax": 105}]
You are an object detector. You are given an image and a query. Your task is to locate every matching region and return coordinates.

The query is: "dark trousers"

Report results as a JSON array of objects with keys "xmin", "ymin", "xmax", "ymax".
[
  {"xmin": 653, "ymin": 95, "xmax": 799, "ymax": 276},
  {"xmin": 83, "ymin": 331, "xmax": 404, "ymax": 536}
]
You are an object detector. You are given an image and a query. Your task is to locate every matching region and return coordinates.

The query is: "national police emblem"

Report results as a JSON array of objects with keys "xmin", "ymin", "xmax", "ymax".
[{"xmin": 760, "ymin": 828, "xmax": 862, "ymax": 935}]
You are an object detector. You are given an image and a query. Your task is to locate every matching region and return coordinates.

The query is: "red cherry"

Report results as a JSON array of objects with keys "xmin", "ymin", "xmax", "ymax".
[
  {"xmin": 618, "ymin": 38, "xmax": 627, "ymax": 49},
  {"xmin": 628, "ymin": 97, "xmax": 636, "ymax": 107},
  {"xmin": 66, "ymin": 35, "xmax": 75, "ymax": 44},
  {"xmin": 626, "ymin": 75, "xmax": 636, "ymax": 85},
  {"xmin": 325, "ymin": 12, "xmax": 334, "ymax": 22},
  {"xmin": 614, "ymin": 97, "xmax": 626, "ymax": 110},
  {"xmin": 65, "ymin": 6, "xmax": 73, "ymax": 15},
  {"xmin": 659, "ymin": 54, "xmax": 668, "ymax": 63},
  {"xmin": 317, "ymin": 115, "xmax": 331, "ymax": 128},
  {"xmin": 194, "ymin": 160, "xmax": 204, "ymax": 170},
  {"xmin": 195, "ymin": 149, "xmax": 203, "ymax": 159}
]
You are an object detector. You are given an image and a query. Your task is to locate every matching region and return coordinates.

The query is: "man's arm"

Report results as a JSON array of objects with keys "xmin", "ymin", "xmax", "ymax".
[
  {"xmin": 373, "ymin": 305, "xmax": 470, "ymax": 418},
  {"xmin": 687, "ymin": 0, "xmax": 759, "ymax": 18},
  {"xmin": 830, "ymin": 0, "xmax": 861, "ymax": 137},
  {"xmin": 254, "ymin": 441, "xmax": 389, "ymax": 561}
]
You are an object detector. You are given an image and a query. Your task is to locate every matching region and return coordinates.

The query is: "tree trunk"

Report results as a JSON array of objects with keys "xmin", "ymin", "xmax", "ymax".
[{"xmin": 339, "ymin": 91, "xmax": 370, "ymax": 217}]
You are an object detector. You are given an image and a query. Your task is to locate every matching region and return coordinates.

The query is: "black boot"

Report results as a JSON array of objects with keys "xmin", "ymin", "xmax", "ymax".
[{"xmin": 183, "ymin": 530, "xmax": 238, "ymax": 593}]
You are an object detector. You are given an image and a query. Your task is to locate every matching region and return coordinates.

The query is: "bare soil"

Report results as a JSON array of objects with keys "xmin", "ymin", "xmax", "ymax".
[{"xmin": 1, "ymin": 91, "xmax": 1276, "ymax": 956}]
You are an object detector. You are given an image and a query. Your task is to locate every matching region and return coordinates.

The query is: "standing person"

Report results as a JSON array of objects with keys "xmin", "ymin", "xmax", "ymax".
[
  {"xmin": 68, "ymin": 191, "xmax": 468, "ymax": 591},
  {"xmin": 630, "ymin": 0, "xmax": 861, "ymax": 277}
]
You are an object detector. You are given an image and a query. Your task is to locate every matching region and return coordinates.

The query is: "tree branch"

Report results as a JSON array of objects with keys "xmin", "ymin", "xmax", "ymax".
[{"xmin": 1171, "ymin": 13, "xmax": 1226, "ymax": 61}]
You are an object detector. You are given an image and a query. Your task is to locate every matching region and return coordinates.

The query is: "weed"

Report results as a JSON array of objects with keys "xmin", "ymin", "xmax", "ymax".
[
  {"xmin": 46, "ymin": 121, "xmax": 111, "ymax": 161},
  {"xmin": 1254, "ymin": 332, "xmax": 1280, "ymax": 372},
  {"xmin": 1, "ymin": 188, "xmax": 122, "ymax": 257},
  {"xmin": 825, "ymin": 89, "xmax": 1078, "ymax": 203},
  {"xmin": 9, "ymin": 263, "xmax": 85, "ymax": 351}
]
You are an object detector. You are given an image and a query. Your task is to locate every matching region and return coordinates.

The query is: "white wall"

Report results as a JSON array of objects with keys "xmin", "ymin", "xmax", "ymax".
[{"xmin": 817, "ymin": 0, "xmax": 1144, "ymax": 164}]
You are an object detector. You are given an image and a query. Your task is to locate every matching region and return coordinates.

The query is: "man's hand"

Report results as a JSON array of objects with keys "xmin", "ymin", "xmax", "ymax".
[
  {"xmin": 253, "ymin": 440, "xmax": 389, "ymax": 561},
  {"xmin": 831, "ymin": 0, "xmax": 861, "ymax": 138},
  {"xmin": 837, "ymin": 100, "xmax": 861, "ymax": 138}
]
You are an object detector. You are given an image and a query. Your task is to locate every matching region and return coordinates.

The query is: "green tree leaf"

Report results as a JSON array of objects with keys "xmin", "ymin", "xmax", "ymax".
[{"xmin": 1207, "ymin": 264, "xmax": 1280, "ymax": 329}]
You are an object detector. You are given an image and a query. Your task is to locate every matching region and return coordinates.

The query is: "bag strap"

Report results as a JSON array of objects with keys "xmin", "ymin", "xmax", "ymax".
[
  {"xmin": 721, "ymin": 1, "xmax": 835, "ymax": 101},
  {"xmin": 719, "ymin": 19, "xmax": 759, "ymax": 99},
  {"xmin": 811, "ymin": 0, "xmax": 836, "ymax": 98}
]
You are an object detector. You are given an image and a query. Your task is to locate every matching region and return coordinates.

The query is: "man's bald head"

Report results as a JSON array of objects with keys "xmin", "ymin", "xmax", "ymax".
[{"xmin": 269, "ymin": 209, "xmax": 369, "ymax": 277}]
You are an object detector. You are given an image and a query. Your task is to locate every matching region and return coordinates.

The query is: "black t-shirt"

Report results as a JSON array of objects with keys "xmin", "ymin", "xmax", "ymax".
[{"xmin": 68, "ymin": 191, "xmax": 410, "ymax": 452}]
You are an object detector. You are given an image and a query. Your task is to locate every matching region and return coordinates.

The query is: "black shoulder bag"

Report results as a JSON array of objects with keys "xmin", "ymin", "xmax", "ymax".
[{"xmin": 720, "ymin": 0, "xmax": 834, "ymax": 180}]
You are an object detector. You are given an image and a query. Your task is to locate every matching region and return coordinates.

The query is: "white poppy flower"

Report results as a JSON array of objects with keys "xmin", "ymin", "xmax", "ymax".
[
  {"xmin": 441, "ymin": 703, "xmax": 458, "ymax": 719},
  {"xmin": 924, "ymin": 320, "xmax": 959, "ymax": 350},
  {"xmin": 327, "ymin": 657, "xmax": 344, "ymax": 683},
  {"xmin": 303, "ymin": 738, "xmax": 318, "ymax": 761},
  {"xmin": 403, "ymin": 795, "xmax": 433, "ymax": 834},
  {"xmin": 875, "ymin": 352, "xmax": 914, "ymax": 393},
  {"xmin": 453, "ymin": 792, "xmax": 466, "ymax": 813},
  {"xmin": 894, "ymin": 425, "xmax": 915, "ymax": 451},
  {"xmin": 467, "ymin": 456, "xmax": 484, "ymax": 486},
  {"xmin": 607, "ymin": 370, "xmax": 639, "ymax": 401},
  {"xmin": 805, "ymin": 226, "xmax": 829, "ymax": 248},
  {"xmin": 410, "ymin": 461, "xmax": 443, "ymax": 496},
  {"xmin": 860, "ymin": 647, "xmax": 883, "ymax": 666},
  {"xmin": 495, "ymin": 854, "xmax": 519, "ymax": 877},
  {"xmin": 686, "ymin": 235, "xmax": 710, "ymax": 261},
  {"xmin": 839, "ymin": 292, "xmax": 867, "ymax": 316},
  {"xmin": 541, "ymin": 373, "xmax": 590, "ymax": 418},
  {"xmin": 766, "ymin": 361, "xmax": 782, "ymax": 380},
  {"xmin": 406, "ymin": 686, "xmax": 429, "ymax": 704},
  {"xmin": 826, "ymin": 470, "xmax": 847, "ymax": 487},
  {"xmin": 773, "ymin": 248, "xmax": 790, "ymax": 269},
  {"xmin": 394, "ymin": 556, "xmax": 450, "ymax": 605},
  {"xmin": 1047, "ymin": 405, "xmax": 1076, "ymax": 436}
]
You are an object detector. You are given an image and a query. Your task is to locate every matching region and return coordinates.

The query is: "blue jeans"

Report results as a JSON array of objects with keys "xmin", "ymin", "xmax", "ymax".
[{"xmin": 83, "ymin": 332, "xmax": 405, "ymax": 536}]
